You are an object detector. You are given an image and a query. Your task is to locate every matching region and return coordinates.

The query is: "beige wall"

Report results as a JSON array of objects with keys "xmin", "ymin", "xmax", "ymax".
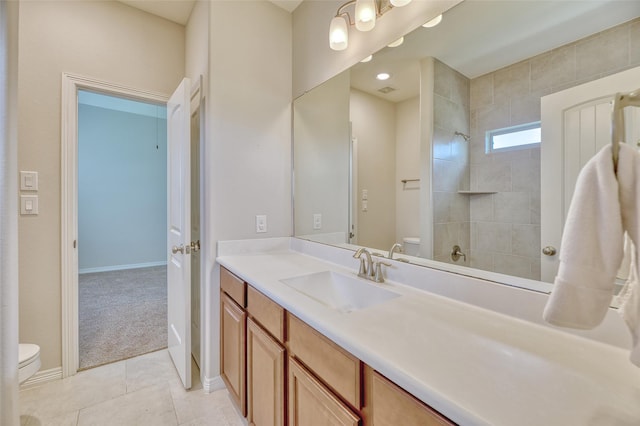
[
  {"xmin": 350, "ymin": 89, "xmax": 396, "ymax": 249},
  {"xmin": 395, "ymin": 96, "xmax": 420, "ymax": 245},
  {"xmin": 207, "ymin": 0, "xmax": 292, "ymax": 380},
  {"xmin": 18, "ymin": 1, "xmax": 185, "ymax": 370}
]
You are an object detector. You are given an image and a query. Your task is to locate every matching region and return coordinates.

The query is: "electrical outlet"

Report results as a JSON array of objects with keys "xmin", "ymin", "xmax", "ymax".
[
  {"xmin": 313, "ymin": 213, "xmax": 322, "ymax": 230},
  {"xmin": 256, "ymin": 215, "xmax": 267, "ymax": 233}
]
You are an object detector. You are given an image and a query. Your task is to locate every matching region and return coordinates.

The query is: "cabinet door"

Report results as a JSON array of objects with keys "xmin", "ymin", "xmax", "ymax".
[
  {"xmin": 371, "ymin": 371, "xmax": 453, "ymax": 426},
  {"xmin": 247, "ymin": 318, "xmax": 285, "ymax": 426},
  {"xmin": 288, "ymin": 357, "xmax": 360, "ymax": 426},
  {"xmin": 221, "ymin": 292, "xmax": 247, "ymax": 416}
]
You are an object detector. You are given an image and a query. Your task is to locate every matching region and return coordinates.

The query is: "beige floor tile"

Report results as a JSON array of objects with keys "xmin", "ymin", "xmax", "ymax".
[
  {"xmin": 19, "ymin": 350, "xmax": 244, "ymax": 426},
  {"xmin": 21, "ymin": 410, "xmax": 79, "ymax": 426},
  {"xmin": 125, "ymin": 349, "xmax": 179, "ymax": 393},
  {"xmin": 20, "ymin": 361, "xmax": 126, "ymax": 419},
  {"xmin": 77, "ymin": 383, "xmax": 177, "ymax": 426}
]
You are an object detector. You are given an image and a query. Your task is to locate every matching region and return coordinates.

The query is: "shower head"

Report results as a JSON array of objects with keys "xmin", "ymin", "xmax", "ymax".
[{"xmin": 454, "ymin": 131, "xmax": 470, "ymax": 142}]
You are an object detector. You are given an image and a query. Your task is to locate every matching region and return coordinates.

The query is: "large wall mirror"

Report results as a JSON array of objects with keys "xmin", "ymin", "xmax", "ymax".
[{"xmin": 293, "ymin": 0, "xmax": 640, "ymax": 294}]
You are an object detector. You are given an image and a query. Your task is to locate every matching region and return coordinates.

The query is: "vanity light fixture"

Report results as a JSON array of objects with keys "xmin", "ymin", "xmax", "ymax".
[
  {"xmin": 422, "ymin": 14, "xmax": 443, "ymax": 28},
  {"xmin": 376, "ymin": 72, "xmax": 391, "ymax": 81},
  {"xmin": 361, "ymin": 55, "xmax": 373, "ymax": 63},
  {"xmin": 329, "ymin": 0, "xmax": 412, "ymax": 51}
]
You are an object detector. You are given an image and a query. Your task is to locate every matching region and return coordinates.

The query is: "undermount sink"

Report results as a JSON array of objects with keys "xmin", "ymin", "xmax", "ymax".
[{"xmin": 280, "ymin": 270, "xmax": 400, "ymax": 313}]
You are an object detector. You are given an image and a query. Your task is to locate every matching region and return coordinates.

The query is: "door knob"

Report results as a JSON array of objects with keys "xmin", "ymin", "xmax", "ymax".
[
  {"xmin": 542, "ymin": 246, "xmax": 557, "ymax": 256},
  {"xmin": 172, "ymin": 244, "xmax": 185, "ymax": 254}
]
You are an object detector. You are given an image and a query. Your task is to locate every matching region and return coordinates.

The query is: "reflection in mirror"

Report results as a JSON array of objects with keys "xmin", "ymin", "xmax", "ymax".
[{"xmin": 293, "ymin": 0, "xmax": 640, "ymax": 294}]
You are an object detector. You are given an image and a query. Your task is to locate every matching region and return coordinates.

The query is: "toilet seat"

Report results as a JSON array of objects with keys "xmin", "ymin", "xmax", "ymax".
[{"xmin": 19, "ymin": 343, "xmax": 41, "ymax": 384}]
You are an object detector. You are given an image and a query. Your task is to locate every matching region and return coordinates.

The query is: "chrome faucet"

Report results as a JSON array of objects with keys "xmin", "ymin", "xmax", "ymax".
[
  {"xmin": 354, "ymin": 247, "xmax": 392, "ymax": 283},
  {"xmin": 387, "ymin": 243, "xmax": 402, "ymax": 259},
  {"xmin": 353, "ymin": 247, "xmax": 374, "ymax": 279}
]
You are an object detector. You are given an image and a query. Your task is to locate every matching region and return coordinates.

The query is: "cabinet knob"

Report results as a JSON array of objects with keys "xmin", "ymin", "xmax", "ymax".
[{"xmin": 542, "ymin": 246, "xmax": 557, "ymax": 256}]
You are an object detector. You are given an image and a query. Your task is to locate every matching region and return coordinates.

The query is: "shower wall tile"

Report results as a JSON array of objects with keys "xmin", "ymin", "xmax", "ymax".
[
  {"xmin": 434, "ymin": 59, "xmax": 453, "ymax": 99},
  {"xmin": 433, "ymin": 191, "xmax": 451, "ymax": 223},
  {"xmin": 453, "ymin": 71, "xmax": 471, "ymax": 107},
  {"xmin": 470, "ymin": 74, "xmax": 493, "ymax": 108},
  {"xmin": 470, "ymin": 194, "xmax": 493, "ymax": 222},
  {"xmin": 576, "ymin": 25, "xmax": 630, "ymax": 81},
  {"xmin": 530, "ymin": 45, "xmax": 576, "ymax": 93},
  {"xmin": 511, "ymin": 156, "xmax": 540, "ymax": 193},
  {"xmin": 512, "ymin": 224, "xmax": 541, "ymax": 258},
  {"xmin": 494, "ymin": 192, "xmax": 530, "ymax": 224},
  {"xmin": 511, "ymin": 94, "xmax": 541, "ymax": 124},
  {"xmin": 494, "ymin": 61, "xmax": 531, "ymax": 104},
  {"xmin": 475, "ymin": 222, "xmax": 511, "ymax": 254},
  {"xmin": 469, "ymin": 249, "xmax": 493, "ymax": 271},
  {"xmin": 474, "ymin": 162, "xmax": 512, "ymax": 192},
  {"xmin": 530, "ymin": 191, "xmax": 541, "ymax": 225}
]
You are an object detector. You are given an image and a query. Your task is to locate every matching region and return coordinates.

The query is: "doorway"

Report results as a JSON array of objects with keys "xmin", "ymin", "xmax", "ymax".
[
  {"xmin": 76, "ymin": 90, "xmax": 168, "ymax": 370},
  {"xmin": 61, "ymin": 74, "xmax": 204, "ymax": 379}
]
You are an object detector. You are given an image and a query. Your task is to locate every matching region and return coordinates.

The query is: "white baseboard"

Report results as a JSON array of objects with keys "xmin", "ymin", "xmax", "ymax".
[
  {"xmin": 202, "ymin": 375, "xmax": 225, "ymax": 393},
  {"xmin": 79, "ymin": 261, "xmax": 167, "ymax": 274},
  {"xmin": 20, "ymin": 367, "xmax": 62, "ymax": 390}
]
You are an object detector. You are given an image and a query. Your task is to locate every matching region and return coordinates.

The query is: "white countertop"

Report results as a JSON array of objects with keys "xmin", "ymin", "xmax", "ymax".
[{"xmin": 217, "ymin": 246, "xmax": 640, "ymax": 425}]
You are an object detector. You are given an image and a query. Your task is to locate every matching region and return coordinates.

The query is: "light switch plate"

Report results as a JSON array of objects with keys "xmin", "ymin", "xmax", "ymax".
[
  {"xmin": 20, "ymin": 171, "xmax": 38, "ymax": 191},
  {"xmin": 256, "ymin": 215, "xmax": 267, "ymax": 233},
  {"xmin": 20, "ymin": 195, "xmax": 38, "ymax": 215},
  {"xmin": 313, "ymin": 213, "xmax": 322, "ymax": 230}
]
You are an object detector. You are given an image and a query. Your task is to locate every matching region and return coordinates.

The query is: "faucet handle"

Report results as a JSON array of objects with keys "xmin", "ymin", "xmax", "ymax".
[{"xmin": 374, "ymin": 261, "xmax": 392, "ymax": 283}]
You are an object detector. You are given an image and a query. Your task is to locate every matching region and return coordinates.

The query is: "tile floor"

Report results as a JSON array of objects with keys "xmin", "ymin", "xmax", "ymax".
[{"xmin": 19, "ymin": 350, "xmax": 246, "ymax": 426}]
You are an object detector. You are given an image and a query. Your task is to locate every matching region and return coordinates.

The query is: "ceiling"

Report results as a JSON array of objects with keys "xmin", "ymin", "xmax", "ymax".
[
  {"xmin": 119, "ymin": 0, "xmax": 303, "ymax": 25},
  {"xmin": 351, "ymin": 0, "xmax": 640, "ymax": 103}
]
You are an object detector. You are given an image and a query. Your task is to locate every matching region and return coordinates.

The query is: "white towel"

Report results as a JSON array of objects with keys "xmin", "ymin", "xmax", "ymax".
[{"xmin": 543, "ymin": 143, "xmax": 640, "ymax": 366}]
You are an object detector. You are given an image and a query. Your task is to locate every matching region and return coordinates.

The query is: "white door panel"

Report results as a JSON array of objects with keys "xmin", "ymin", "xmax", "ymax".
[
  {"xmin": 541, "ymin": 66, "xmax": 640, "ymax": 282},
  {"xmin": 167, "ymin": 77, "xmax": 191, "ymax": 389}
]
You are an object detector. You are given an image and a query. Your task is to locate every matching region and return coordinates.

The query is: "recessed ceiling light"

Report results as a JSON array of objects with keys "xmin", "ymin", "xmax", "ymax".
[
  {"xmin": 422, "ymin": 14, "xmax": 443, "ymax": 28},
  {"xmin": 376, "ymin": 72, "xmax": 391, "ymax": 81},
  {"xmin": 387, "ymin": 37, "xmax": 404, "ymax": 48},
  {"xmin": 360, "ymin": 55, "xmax": 373, "ymax": 63}
]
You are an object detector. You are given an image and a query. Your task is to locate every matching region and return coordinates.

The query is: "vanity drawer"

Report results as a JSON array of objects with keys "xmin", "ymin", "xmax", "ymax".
[
  {"xmin": 371, "ymin": 371, "xmax": 454, "ymax": 425},
  {"xmin": 247, "ymin": 285, "xmax": 285, "ymax": 343},
  {"xmin": 287, "ymin": 313, "xmax": 361, "ymax": 409},
  {"xmin": 221, "ymin": 266, "xmax": 246, "ymax": 308}
]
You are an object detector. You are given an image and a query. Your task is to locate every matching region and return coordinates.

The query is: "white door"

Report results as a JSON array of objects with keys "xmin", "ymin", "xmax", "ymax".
[
  {"xmin": 540, "ymin": 66, "xmax": 640, "ymax": 282},
  {"xmin": 167, "ymin": 77, "xmax": 191, "ymax": 389}
]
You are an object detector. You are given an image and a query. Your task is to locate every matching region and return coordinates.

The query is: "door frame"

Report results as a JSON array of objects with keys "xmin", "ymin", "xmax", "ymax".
[{"xmin": 61, "ymin": 73, "xmax": 170, "ymax": 377}]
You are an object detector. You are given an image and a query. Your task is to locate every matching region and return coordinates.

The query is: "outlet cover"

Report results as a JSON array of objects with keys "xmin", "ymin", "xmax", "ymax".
[
  {"xmin": 256, "ymin": 215, "xmax": 267, "ymax": 233},
  {"xmin": 313, "ymin": 213, "xmax": 322, "ymax": 230}
]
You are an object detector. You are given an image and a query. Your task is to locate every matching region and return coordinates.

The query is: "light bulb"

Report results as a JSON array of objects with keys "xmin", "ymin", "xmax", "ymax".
[
  {"xmin": 390, "ymin": 0, "xmax": 412, "ymax": 6},
  {"xmin": 355, "ymin": 0, "xmax": 376, "ymax": 32},
  {"xmin": 329, "ymin": 16, "xmax": 349, "ymax": 51},
  {"xmin": 376, "ymin": 73, "xmax": 390, "ymax": 81},
  {"xmin": 422, "ymin": 14, "xmax": 443, "ymax": 28}
]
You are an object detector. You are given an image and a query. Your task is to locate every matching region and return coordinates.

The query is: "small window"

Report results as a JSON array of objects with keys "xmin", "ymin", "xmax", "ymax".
[{"xmin": 486, "ymin": 122, "xmax": 541, "ymax": 153}]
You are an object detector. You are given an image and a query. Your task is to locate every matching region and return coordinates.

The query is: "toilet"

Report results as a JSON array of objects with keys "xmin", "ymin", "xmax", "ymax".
[
  {"xmin": 19, "ymin": 343, "xmax": 41, "ymax": 384},
  {"xmin": 402, "ymin": 237, "xmax": 421, "ymax": 257}
]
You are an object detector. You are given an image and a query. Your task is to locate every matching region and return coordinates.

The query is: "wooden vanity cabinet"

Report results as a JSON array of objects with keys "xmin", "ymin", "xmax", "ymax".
[
  {"xmin": 288, "ymin": 356, "xmax": 360, "ymax": 426},
  {"xmin": 246, "ymin": 286, "xmax": 286, "ymax": 426},
  {"xmin": 220, "ymin": 266, "xmax": 455, "ymax": 426},
  {"xmin": 369, "ymin": 370, "xmax": 455, "ymax": 426},
  {"xmin": 220, "ymin": 268, "xmax": 247, "ymax": 416}
]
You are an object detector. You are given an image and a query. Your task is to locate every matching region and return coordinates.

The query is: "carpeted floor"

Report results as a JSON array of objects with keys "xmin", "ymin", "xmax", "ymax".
[{"xmin": 79, "ymin": 265, "xmax": 167, "ymax": 370}]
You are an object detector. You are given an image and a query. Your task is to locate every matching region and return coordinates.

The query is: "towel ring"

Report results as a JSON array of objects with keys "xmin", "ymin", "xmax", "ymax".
[{"xmin": 612, "ymin": 89, "xmax": 640, "ymax": 173}]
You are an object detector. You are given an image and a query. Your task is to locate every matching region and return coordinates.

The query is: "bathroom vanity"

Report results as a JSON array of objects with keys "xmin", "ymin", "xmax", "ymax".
[{"xmin": 217, "ymin": 238, "xmax": 640, "ymax": 425}]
